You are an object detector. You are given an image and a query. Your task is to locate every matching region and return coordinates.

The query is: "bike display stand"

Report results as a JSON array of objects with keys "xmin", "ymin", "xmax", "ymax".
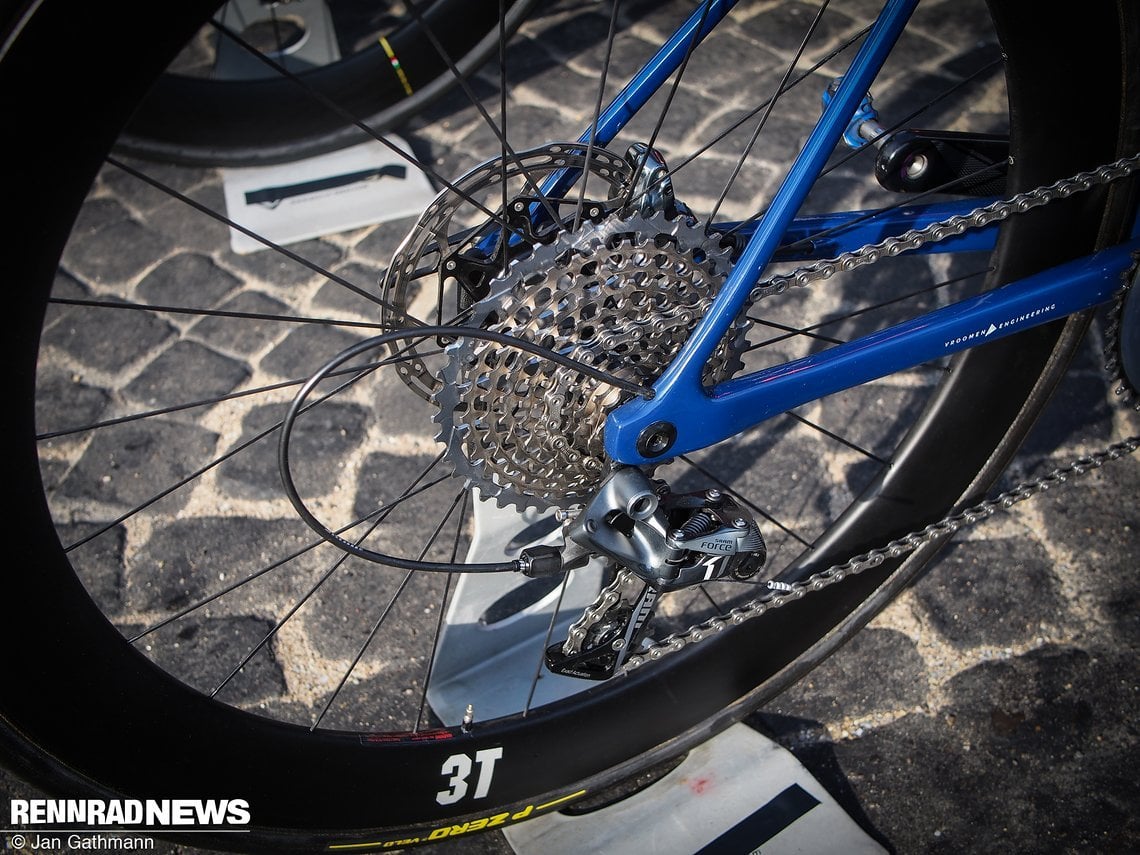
[{"xmin": 502, "ymin": 723, "xmax": 886, "ymax": 855}]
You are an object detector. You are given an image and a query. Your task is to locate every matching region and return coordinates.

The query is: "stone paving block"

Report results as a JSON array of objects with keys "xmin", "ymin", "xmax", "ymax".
[
  {"xmin": 138, "ymin": 615, "xmax": 287, "ymax": 703},
  {"xmin": 34, "ymin": 371, "xmax": 111, "ymax": 438},
  {"xmin": 769, "ymin": 627, "xmax": 929, "ymax": 722},
  {"xmin": 40, "ymin": 268, "xmax": 89, "ymax": 335},
  {"xmin": 301, "ymin": 561, "xmax": 444, "ymax": 663},
  {"xmin": 218, "ymin": 400, "xmax": 371, "ymax": 500},
  {"xmin": 258, "ymin": 321, "xmax": 367, "ymax": 379},
  {"xmin": 224, "ymin": 237, "xmax": 344, "ymax": 290},
  {"xmin": 459, "ymin": 102, "xmax": 578, "ymax": 157},
  {"xmin": 807, "ymin": 383, "xmax": 928, "ymax": 477},
  {"xmin": 147, "ymin": 181, "xmax": 234, "ymax": 255},
  {"xmin": 353, "ymin": 451, "xmax": 447, "ymax": 523},
  {"xmin": 761, "ymin": 645, "xmax": 1140, "ymax": 853},
  {"xmin": 351, "ymin": 218, "xmax": 420, "ymax": 266},
  {"xmin": 738, "ymin": 2, "xmax": 858, "ymax": 64},
  {"xmin": 135, "ymin": 252, "xmax": 243, "ymax": 310},
  {"xmin": 58, "ymin": 419, "xmax": 219, "ymax": 512},
  {"xmin": 360, "ymin": 373, "xmax": 447, "ymax": 442},
  {"xmin": 57, "ymin": 521, "xmax": 126, "ymax": 616},
  {"xmin": 99, "ymin": 156, "xmax": 209, "ymax": 212},
  {"xmin": 40, "ymin": 297, "xmax": 177, "ymax": 375},
  {"xmin": 124, "ymin": 339, "xmax": 251, "ymax": 407},
  {"xmin": 677, "ymin": 33, "xmax": 783, "ymax": 105},
  {"xmin": 128, "ymin": 515, "xmax": 322, "ymax": 613},
  {"xmin": 312, "ymin": 264, "xmax": 389, "ymax": 318},
  {"xmin": 189, "ymin": 289, "xmax": 293, "ymax": 356},
  {"xmin": 915, "ymin": 538, "xmax": 1063, "ymax": 649},
  {"xmin": 1034, "ymin": 459, "xmax": 1140, "ymax": 644},
  {"xmin": 61, "ymin": 198, "xmax": 175, "ymax": 287}
]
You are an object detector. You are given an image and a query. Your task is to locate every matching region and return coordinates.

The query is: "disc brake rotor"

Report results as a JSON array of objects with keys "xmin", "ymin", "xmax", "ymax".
[{"xmin": 433, "ymin": 210, "xmax": 747, "ymax": 511}]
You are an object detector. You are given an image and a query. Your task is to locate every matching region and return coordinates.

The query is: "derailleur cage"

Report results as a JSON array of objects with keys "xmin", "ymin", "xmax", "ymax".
[{"xmin": 542, "ymin": 468, "xmax": 767, "ymax": 681}]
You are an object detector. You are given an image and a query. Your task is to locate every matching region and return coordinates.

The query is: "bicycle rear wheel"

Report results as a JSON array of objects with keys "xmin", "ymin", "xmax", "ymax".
[{"xmin": 1, "ymin": 0, "xmax": 1136, "ymax": 850}]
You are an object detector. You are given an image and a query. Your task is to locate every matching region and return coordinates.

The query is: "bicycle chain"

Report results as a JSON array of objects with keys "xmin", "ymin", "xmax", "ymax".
[
  {"xmin": 622, "ymin": 436, "xmax": 1139, "ymax": 672},
  {"xmin": 750, "ymin": 153, "xmax": 1140, "ymax": 302},
  {"xmin": 619, "ymin": 152, "xmax": 1140, "ymax": 674},
  {"xmin": 563, "ymin": 567, "xmax": 643, "ymax": 656}
]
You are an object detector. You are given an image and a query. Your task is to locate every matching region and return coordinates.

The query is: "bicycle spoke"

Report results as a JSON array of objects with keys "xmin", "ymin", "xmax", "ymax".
[
  {"xmin": 48, "ymin": 296, "xmax": 388, "ymax": 331},
  {"xmin": 652, "ymin": 26, "xmax": 871, "ymax": 202},
  {"xmin": 706, "ymin": 0, "xmax": 832, "ymax": 227},
  {"xmin": 746, "ymin": 316, "xmax": 844, "ymax": 346},
  {"xmin": 208, "ymin": 19, "xmax": 532, "ymax": 244},
  {"xmin": 105, "ymin": 156, "xmax": 410, "ymax": 315},
  {"xmin": 772, "ymin": 159, "xmax": 1008, "ymax": 251},
  {"xmin": 786, "ymin": 411, "xmax": 886, "ymax": 464},
  {"xmin": 62, "ymin": 356, "xmax": 389, "ymax": 553},
  {"xmin": 414, "ymin": 492, "xmax": 468, "ymax": 733},
  {"xmin": 524, "ymin": 570, "xmax": 573, "ymax": 716},
  {"xmin": 813, "ymin": 57, "xmax": 1003, "ymax": 183},
  {"xmin": 573, "ymin": 0, "xmax": 623, "ymax": 233},
  {"xmin": 127, "ymin": 455, "xmax": 449, "ymax": 642},
  {"xmin": 38, "ymin": 350, "xmax": 442, "ymax": 440},
  {"xmin": 743, "ymin": 266, "xmax": 990, "ymax": 353},
  {"xmin": 311, "ymin": 490, "xmax": 466, "ymax": 731},
  {"xmin": 623, "ymin": 0, "xmax": 716, "ymax": 209},
  {"xmin": 397, "ymin": 0, "xmax": 562, "ymax": 230}
]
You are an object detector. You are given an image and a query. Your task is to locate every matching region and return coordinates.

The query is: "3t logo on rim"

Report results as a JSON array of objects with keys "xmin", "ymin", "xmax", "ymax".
[{"xmin": 435, "ymin": 748, "xmax": 503, "ymax": 806}]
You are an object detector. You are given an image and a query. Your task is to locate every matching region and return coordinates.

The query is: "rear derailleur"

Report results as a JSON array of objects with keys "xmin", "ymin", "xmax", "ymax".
[{"xmin": 524, "ymin": 468, "xmax": 768, "ymax": 680}]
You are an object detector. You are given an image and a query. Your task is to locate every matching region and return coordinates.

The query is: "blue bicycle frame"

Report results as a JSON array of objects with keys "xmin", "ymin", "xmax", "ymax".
[{"xmin": 530, "ymin": 0, "xmax": 1139, "ymax": 465}]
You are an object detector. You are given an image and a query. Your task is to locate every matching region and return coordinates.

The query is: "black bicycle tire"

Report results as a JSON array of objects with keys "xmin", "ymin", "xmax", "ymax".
[
  {"xmin": 113, "ymin": 0, "xmax": 539, "ymax": 167},
  {"xmin": 0, "ymin": 0, "xmax": 1136, "ymax": 851}
]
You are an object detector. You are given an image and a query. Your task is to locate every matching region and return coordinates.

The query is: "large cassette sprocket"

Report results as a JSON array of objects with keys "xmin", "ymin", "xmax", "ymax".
[{"xmin": 433, "ymin": 211, "xmax": 746, "ymax": 511}]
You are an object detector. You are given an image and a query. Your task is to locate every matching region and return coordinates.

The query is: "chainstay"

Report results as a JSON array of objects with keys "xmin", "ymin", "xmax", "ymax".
[
  {"xmin": 621, "ymin": 436, "xmax": 1139, "ymax": 673},
  {"xmin": 750, "ymin": 153, "xmax": 1140, "ymax": 301}
]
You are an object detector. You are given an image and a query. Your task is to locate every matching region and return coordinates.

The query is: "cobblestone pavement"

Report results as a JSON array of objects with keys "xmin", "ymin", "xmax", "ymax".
[{"xmin": 5, "ymin": 0, "xmax": 1139, "ymax": 853}]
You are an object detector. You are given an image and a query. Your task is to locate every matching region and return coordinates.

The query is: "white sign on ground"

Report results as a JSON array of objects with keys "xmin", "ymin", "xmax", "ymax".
[
  {"xmin": 503, "ymin": 723, "xmax": 887, "ymax": 855},
  {"xmin": 221, "ymin": 136, "xmax": 434, "ymax": 254}
]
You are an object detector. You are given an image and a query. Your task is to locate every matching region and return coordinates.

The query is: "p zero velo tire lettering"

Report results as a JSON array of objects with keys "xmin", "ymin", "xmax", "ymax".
[{"xmin": 0, "ymin": 1, "xmax": 1136, "ymax": 850}]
